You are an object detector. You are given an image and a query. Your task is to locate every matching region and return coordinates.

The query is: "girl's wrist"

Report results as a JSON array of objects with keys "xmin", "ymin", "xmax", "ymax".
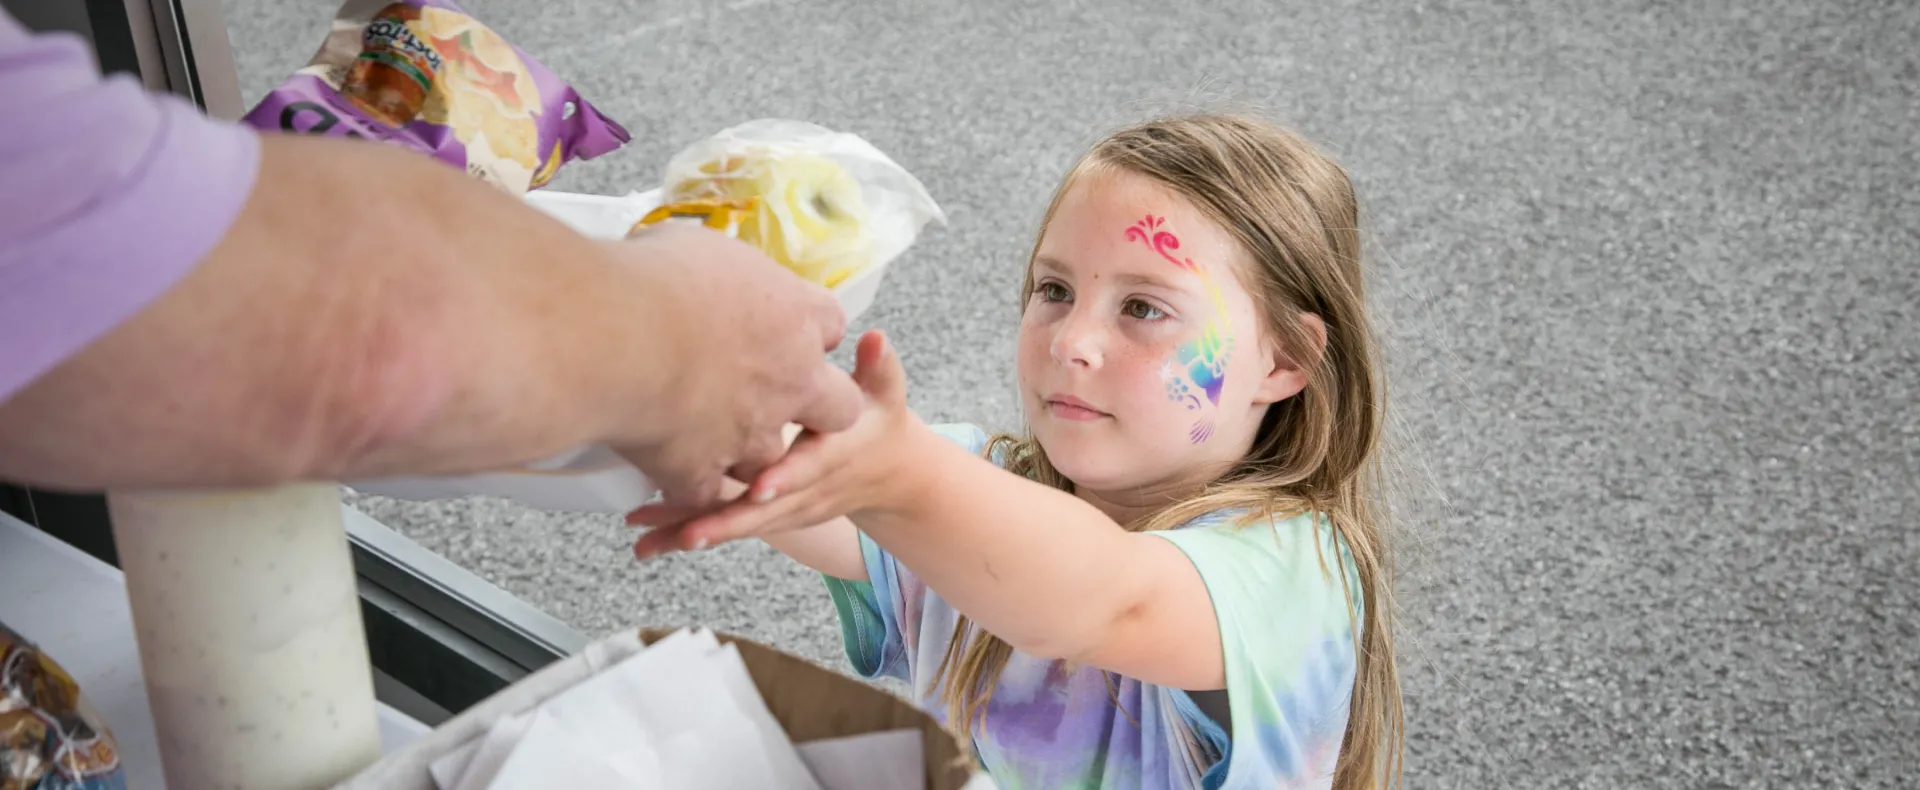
[{"xmin": 856, "ymin": 412, "xmax": 942, "ymax": 520}]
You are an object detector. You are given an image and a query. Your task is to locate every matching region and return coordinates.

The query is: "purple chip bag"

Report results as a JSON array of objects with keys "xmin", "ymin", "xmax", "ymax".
[{"xmin": 241, "ymin": 0, "xmax": 629, "ymax": 194}]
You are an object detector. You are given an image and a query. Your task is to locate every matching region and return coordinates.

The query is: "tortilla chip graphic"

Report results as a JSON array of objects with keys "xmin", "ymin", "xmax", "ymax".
[
  {"xmin": 409, "ymin": 8, "xmax": 542, "ymax": 171},
  {"xmin": 417, "ymin": 7, "xmax": 541, "ymax": 117}
]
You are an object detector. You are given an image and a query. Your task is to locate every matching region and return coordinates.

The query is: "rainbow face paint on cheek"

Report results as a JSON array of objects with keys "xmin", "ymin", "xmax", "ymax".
[
  {"xmin": 1161, "ymin": 361, "xmax": 1202, "ymax": 411},
  {"xmin": 1127, "ymin": 215, "xmax": 1235, "ymax": 444}
]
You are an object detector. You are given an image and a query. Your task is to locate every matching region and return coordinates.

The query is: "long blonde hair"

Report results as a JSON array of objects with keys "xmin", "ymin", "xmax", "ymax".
[{"xmin": 931, "ymin": 114, "xmax": 1404, "ymax": 789}]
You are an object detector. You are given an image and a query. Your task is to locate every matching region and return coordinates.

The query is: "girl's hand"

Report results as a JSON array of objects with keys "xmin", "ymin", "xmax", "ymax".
[{"xmin": 626, "ymin": 330, "xmax": 920, "ymax": 556}]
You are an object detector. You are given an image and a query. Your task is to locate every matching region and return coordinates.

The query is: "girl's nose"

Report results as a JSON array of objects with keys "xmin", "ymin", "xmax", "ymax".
[{"xmin": 1050, "ymin": 307, "xmax": 1104, "ymax": 369}]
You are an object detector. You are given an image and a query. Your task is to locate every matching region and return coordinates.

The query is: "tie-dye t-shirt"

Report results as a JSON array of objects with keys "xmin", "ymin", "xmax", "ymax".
[{"xmin": 822, "ymin": 423, "xmax": 1362, "ymax": 790}]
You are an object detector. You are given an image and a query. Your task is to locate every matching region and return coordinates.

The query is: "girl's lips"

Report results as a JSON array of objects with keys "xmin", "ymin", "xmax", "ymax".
[{"xmin": 1045, "ymin": 395, "xmax": 1109, "ymax": 421}]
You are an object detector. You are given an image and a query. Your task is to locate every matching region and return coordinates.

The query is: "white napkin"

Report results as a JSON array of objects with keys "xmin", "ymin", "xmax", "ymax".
[
  {"xmin": 484, "ymin": 709, "xmax": 661, "ymax": 789},
  {"xmin": 431, "ymin": 628, "xmax": 842, "ymax": 790},
  {"xmin": 428, "ymin": 711, "xmax": 529, "ymax": 789},
  {"xmin": 798, "ymin": 729, "xmax": 928, "ymax": 790}
]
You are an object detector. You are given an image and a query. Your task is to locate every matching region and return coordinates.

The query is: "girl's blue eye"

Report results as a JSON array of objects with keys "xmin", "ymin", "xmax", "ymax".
[
  {"xmin": 1124, "ymin": 299, "xmax": 1167, "ymax": 321},
  {"xmin": 1038, "ymin": 282, "xmax": 1071, "ymax": 302}
]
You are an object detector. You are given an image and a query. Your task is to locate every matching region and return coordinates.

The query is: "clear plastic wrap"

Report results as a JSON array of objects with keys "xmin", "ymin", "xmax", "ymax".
[{"xmin": 629, "ymin": 119, "xmax": 946, "ymax": 291}]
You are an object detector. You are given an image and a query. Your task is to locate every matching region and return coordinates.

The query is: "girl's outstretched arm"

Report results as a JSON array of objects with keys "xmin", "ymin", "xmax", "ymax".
[
  {"xmin": 762, "ymin": 516, "xmax": 865, "ymax": 581},
  {"xmin": 634, "ymin": 332, "xmax": 1226, "ymax": 691},
  {"xmin": 853, "ymin": 427, "xmax": 1224, "ymax": 691}
]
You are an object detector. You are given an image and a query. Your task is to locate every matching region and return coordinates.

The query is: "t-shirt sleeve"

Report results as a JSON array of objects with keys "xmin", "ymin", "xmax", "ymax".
[
  {"xmin": 1148, "ymin": 512, "xmax": 1362, "ymax": 784},
  {"xmin": 822, "ymin": 422, "xmax": 990, "ymax": 681},
  {"xmin": 0, "ymin": 11, "xmax": 261, "ymax": 402}
]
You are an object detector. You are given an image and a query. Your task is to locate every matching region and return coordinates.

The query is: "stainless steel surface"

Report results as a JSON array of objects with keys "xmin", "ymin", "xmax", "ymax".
[
  {"xmin": 141, "ymin": 0, "xmax": 242, "ymax": 116},
  {"xmin": 116, "ymin": 0, "xmax": 169, "ymax": 92},
  {"xmin": 344, "ymin": 504, "xmax": 590, "ymax": 668}
]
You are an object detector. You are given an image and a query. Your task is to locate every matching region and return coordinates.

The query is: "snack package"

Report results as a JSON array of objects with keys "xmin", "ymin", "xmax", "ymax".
[
  {"xmin": 628, "ymin": 119, "xmax": 946, "ymax": 289},
  {"xmin": 0, "ymin": 621, "xmax": 125, "ymax": 790},
  {"xmin": 241, "ymin": 0, "xmax": 630, "ymax": 194}
]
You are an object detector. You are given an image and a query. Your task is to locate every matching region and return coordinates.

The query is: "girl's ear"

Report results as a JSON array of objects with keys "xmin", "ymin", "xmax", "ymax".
[{"xmin": 1252, "ymin": 312, "xmax": 1327, "ymax": 405}]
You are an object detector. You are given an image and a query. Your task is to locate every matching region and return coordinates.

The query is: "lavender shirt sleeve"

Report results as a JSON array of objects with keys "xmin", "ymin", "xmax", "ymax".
[{"xmin": 0, "ymin": 10, "xmax": 260, "ymax": 403}]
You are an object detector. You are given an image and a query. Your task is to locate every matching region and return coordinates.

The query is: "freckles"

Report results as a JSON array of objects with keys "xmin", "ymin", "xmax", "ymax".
[{"xmin": 1016, "ymin": 334, "xmax": 1050, "ymax": 375}]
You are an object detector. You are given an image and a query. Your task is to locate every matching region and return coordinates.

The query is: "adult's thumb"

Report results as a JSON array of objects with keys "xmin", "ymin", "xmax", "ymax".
[{"xmin": 793, "ymin": 363, "xmax": 861, "ymax": 434}]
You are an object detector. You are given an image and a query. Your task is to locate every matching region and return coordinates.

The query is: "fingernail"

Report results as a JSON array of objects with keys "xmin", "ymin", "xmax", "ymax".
[
  {"xmin": 689, "ymin": 536, "xmax": 709, "ymax": 551},
  {"xmin": 753, "ymin": 486, "xmax": 776, "ymax": 504}
]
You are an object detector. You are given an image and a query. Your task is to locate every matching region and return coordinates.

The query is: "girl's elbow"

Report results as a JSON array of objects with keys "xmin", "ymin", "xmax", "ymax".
[
  {"xmin": 1011, "ymin": 604, "xmax": 1141, "ymax": 664},
  {"xmin": 1006, "ymin": 634, "xmax": 1079, "ymax": 663}
]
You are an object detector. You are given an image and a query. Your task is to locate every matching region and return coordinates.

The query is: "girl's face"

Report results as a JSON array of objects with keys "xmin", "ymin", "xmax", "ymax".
[{"xmin": 1017, "ymin": 169, "xmax": 1307, "ymax": 506}]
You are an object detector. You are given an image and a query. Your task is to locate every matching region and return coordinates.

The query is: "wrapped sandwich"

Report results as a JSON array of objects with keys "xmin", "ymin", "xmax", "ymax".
[{"xmin": 629, "ymin": 119, "xmax": 945, "ymax": 291}]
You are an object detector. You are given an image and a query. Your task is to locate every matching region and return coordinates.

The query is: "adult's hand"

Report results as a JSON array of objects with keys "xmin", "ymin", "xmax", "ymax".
[
  {"xmin": 603, "ymin": 224, "xmax": 862, "ymax": 507},
  {"xmin": 626, "ymin": 331, "xmax": 915, "ymax": 556},
  {"xmin": 0, "ymin": 132, "xmax": 852, "ymax": 494}
]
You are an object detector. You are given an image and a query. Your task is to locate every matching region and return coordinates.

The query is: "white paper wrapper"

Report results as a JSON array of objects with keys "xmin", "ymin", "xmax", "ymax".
[{"xmin": 340, "ymin": 628, "xmax": 967, "ymax": 790}]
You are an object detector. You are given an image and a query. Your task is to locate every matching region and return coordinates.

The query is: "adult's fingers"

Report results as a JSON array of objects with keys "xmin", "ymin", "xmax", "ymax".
[
  {"xmin": 806, "ymin": 287, "xmax": 849, "ymax": 351},
  {"xmin": 790, "ymin": 363, "xmax": 862, "ymax": 435},
  {"xmin": 743, "ymin": 430, "xmax": 834, "ymax": 505},
  {"xmin": 726, "ymin": 430, "xmax": 788, "ymax": 487},
  {"xmin": 650, "ymin": 462, "xmax": 725, "ymax": 508}
]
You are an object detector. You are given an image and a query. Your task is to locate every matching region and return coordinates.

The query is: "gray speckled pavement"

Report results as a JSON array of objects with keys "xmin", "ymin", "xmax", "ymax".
[{"xmin": 222, "ymin": 0, "xmax": 1919, "ymax": 786}]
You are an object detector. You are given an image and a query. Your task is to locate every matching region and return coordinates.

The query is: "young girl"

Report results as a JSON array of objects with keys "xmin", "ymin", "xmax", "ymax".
[{"xmin": 631, "ymin": 114, "xmax": 1403, "ymax": 790}]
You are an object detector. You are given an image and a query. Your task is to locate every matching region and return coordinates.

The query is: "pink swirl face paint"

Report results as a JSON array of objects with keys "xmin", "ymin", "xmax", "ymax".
[{"xmin": 1126, "ymin": 215, "xmax": 1235, "ymax": 444}]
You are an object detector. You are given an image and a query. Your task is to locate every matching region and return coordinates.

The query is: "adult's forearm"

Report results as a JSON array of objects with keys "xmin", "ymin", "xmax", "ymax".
[{"xmin": 0, "ymin": 134, "xmax": 685, "ymax": 490}]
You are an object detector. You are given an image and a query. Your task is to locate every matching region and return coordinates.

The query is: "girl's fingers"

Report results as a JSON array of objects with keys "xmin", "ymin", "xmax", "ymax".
[
  {"xmin": 740, "ymin": 333, "xmax": 900, "ymax": 506},
  {"xmin": 631, "ymin": 524, "xmax": 688, "ymax": 559},
  {"xmin": 625, "ymin": 503, "xmax": 687, "ymax": 526},
  {"xmin": 638, "ymin": 485, "xmax": 841, "ymax": 558},
  {"xmin": 633, "ymin": 496, "xmax": 792, "ymax": 559},
  {"xmin": 853, "ymin": 330, "xmax": 908, "ymax": 404},
  {"xmin": 680, "ymin": 505, "xmax": 776, "ymax": 548},
  {"xmin": 633, "ymin": 494, "xmax": 827, "ymax": 559},
  {"xmin": 624, "ymin": 501, "xmax": 717, "ymax": 528},
  {"xmin": 627, "ymin": 476, "xmax": 753, "ymax": 527},
  {"xmin": 683, "ymin": 492, "xmax": 826, "ymax": 548}
]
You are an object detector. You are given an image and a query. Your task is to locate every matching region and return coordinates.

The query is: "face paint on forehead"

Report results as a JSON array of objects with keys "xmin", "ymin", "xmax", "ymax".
[
  {"xmin": 1124, "ymin": 214, "xmax": 1199, "ymax": 271},
  {"xmin": 1126, "ymin": 215, "xmax": 1237, "ymax": 444}
]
